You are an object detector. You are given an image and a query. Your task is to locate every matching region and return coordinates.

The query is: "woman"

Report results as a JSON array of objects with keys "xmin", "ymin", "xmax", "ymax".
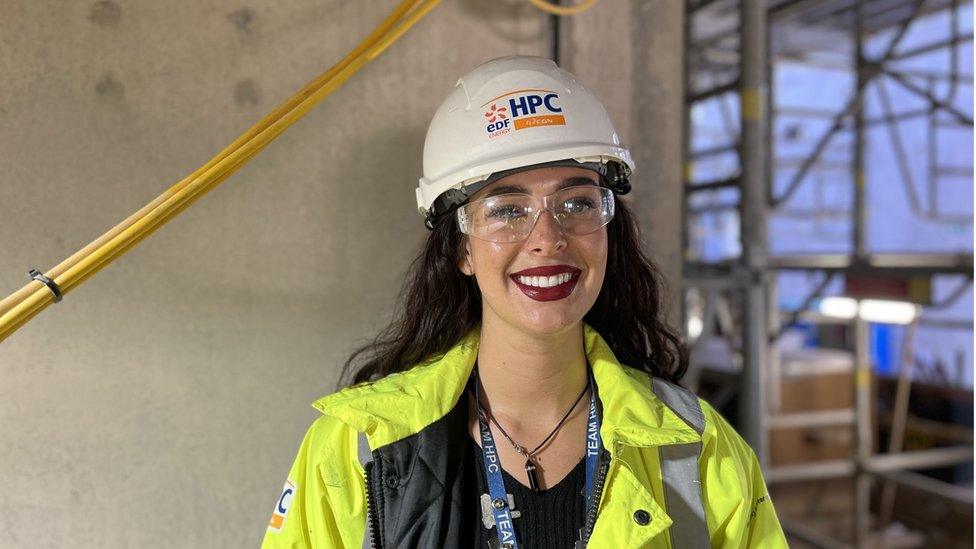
[{"xmin": 262, "ymin": 56, "xmax": 787, "ymax": 548}]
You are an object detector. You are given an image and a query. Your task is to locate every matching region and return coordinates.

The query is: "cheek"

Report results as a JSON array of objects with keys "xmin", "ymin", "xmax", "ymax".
[
  {"xmin": 581, "ymin": 232, "xmax": 608, "ymax": 271},
  {"xmin": 468, "ymin": 241, "xmax": 516, "ymax": 282},
  {"xmin": 599, "ymin": 240, "xmax": 609, "ymax": 272}
]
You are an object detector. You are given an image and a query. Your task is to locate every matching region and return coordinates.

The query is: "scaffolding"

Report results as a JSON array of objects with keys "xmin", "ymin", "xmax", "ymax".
[{"xmin": 683, "ymin": 0, "xmax": 973, "ymax": 546}]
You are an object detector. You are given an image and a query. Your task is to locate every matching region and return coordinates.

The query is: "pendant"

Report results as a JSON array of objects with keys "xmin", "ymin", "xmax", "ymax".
[{"xmin": 524, "ymin": 458, "xmax": 540, "ymax": 492}]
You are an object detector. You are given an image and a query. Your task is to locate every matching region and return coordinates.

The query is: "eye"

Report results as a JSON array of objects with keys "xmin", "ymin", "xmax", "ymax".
[
  {"xmin": 486, "ymin": 204, "xmax": 527, "ymax": 220},
  {"xmin": 562, "ymin": 196, "xmax": 596, "ymax": 214}
]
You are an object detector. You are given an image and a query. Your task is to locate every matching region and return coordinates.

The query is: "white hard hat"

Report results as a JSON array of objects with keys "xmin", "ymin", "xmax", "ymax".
[{"xmin": 416, "ymin": 55, "xmax": 635, "ymax": 229}]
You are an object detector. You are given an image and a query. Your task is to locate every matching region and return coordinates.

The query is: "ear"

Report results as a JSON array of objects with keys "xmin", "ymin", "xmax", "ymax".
[{"xmin": 458, "ymin": 238, "xmax": 474, "ymax": 276}]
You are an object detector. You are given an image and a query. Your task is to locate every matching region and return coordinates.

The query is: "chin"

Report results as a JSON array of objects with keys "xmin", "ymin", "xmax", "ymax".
[{"xmin": 513, "ymin": 311, "xmax": 584, "ymax": 337}]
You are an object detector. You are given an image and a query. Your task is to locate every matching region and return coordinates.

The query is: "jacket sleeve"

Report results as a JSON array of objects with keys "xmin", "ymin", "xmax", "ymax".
[
  {"xmin": 261, "ymin": 416, "xmax": 350, "ymax": 549},
  {"xmin": 699, "ymin": 400, "xmax": 789, "ymax": 549},
  {"xmin": 743, "ymin": 445, "xmax": 788, "ymax": 548}
]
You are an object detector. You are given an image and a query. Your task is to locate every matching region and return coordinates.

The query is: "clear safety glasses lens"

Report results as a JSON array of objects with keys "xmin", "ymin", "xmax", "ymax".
[{"xmin": 456, "ymin": 185, "xmax": 615, "ymax": 243}]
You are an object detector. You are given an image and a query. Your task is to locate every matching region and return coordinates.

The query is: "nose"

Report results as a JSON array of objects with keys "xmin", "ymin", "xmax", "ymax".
[{"xmin": 525, "ymin": 208, "xmax": 567, "ymax": 253}]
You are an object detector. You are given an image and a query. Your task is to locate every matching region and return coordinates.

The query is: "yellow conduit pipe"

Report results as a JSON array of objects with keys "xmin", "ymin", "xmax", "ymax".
[
  {"xmin": 0, "ymin": 0, "xmax": 441, "ymax": 343},
  {"xmin": 0, "ymin": 0, "xmax": 425, "ymax": 313},
  {"xmin": 527, "ymin": 0, "xmax": 598, "ymax": 16}
]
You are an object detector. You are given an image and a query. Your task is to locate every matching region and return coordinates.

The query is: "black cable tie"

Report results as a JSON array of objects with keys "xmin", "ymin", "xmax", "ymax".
[{"xmin": 28, "ymin": 268, "xmax": 63, "ymax": 303}]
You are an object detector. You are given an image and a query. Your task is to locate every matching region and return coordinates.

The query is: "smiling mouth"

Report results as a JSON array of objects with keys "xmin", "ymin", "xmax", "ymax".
[
  {"xmin": 509, "ymin": 269, "xmax": 581, "ymax": 302},
  {"xmin": 514, "ymin": 273, "xmax": 574, "ymax": 288}
]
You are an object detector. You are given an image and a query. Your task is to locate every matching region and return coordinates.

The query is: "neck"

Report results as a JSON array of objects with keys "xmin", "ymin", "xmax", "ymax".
[{"xmin": 474, "ymin": 316, "xmax": 589, "ymax": 427}]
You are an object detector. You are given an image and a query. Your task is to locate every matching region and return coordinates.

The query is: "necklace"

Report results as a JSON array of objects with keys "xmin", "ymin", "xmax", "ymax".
[{"xmin": 472, "ymin": 369, "xmax": 591, "ymax": 492}]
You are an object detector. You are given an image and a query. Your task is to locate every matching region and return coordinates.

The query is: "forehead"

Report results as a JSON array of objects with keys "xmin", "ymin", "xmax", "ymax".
[{"xmin": 469, "ymin": 166, "xmax": 599, "ymax": 201}]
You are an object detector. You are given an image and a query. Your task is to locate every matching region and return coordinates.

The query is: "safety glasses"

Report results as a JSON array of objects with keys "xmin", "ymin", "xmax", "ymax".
[{"xmin": 456, "ymin": 184, "xmax": 615, "ymax": 243}]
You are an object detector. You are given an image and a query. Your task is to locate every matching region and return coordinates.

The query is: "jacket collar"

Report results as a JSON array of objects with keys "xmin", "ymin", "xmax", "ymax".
[{"xmin": 314, "ymin": 323, "xmax": 701, "ymax": 450}]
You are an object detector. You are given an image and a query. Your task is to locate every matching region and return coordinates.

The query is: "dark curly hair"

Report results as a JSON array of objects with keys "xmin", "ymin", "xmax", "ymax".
[{"xmin": 338, "ymin": 188, "xmax": 688, "ymax": 387}]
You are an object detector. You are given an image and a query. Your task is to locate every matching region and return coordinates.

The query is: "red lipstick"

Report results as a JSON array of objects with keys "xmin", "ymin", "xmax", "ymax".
[{"xmin": 509, "ymin": 265, "xmax": 581, "ymax": 302}]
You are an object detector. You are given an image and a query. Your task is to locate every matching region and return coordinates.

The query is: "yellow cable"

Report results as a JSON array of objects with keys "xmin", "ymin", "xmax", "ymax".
[
  {"xmin": 0, "ymin": 0, "xmax": 440, "ymax": 342},
  {"xmin": 0, "ymin": 0, "xmax": 424, "ymax": 318},
  {"xmin": 527, "ymin": 0, "xmax": 598, "ymax": 16}
]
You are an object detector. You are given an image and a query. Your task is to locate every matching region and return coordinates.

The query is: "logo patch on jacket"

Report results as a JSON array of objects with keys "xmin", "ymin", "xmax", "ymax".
[{"xmin": 268, "ymin": 479, "xmax": 296, "ymax": 531}]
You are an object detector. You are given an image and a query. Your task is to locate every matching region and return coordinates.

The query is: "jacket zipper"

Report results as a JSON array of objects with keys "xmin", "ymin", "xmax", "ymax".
[
  {"xmin": 580, "ymin": 449, "xmax": 612, "ymax": 547},
  {"xmin": 363, "ymin": 460, "xmax": 383, "ymax": 549}
]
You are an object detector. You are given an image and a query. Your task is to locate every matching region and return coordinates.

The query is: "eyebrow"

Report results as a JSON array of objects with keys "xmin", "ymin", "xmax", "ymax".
[{"xmin": 482, "ymin": 177, "xmax": 597, "ymax": 198}]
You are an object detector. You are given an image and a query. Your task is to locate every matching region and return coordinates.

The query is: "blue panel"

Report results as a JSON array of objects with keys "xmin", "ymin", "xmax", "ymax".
[{"xmin": 872, "ymin": 323, "xmax": 892, "ymax": 375}]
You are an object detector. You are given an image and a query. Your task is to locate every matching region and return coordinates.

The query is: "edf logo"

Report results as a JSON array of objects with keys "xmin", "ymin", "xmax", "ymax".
[{"xmin": 484, "ymin": 90, "xmax": 566, "ymax": 138}]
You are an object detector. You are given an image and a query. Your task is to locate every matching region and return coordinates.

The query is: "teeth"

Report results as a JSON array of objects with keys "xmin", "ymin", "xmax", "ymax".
[{"xmin": 517, "ymin": 272, "xmax": 573, "ymax": 288}]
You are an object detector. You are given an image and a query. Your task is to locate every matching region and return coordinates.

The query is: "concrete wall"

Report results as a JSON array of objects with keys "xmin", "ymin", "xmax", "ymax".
[
  {"xmin": 0, "ymin": 1, "xmax": 682, "ymax": 546},
  {"xmin": 559, "ymin": 0, "xmax": 686, "ymax": 327}
]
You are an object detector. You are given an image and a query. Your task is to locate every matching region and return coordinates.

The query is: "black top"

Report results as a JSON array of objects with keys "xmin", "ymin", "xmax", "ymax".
[{"xmin": 460, "ymin": 436, "xmax": 587, "ymax": 548}]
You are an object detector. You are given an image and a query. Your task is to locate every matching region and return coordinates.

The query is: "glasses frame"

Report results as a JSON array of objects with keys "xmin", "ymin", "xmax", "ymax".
[{"xmin": 456, "ymin": 184, "xmax": 616, "ymax": 243}]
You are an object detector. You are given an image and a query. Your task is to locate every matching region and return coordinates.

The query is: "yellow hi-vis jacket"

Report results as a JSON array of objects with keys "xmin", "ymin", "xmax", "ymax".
[{"xmin": 262, "ymin": 324, "xmax": 788, "ymax": 548}]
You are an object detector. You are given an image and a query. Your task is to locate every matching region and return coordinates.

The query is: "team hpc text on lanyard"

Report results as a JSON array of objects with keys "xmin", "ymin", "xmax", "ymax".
[{"xmin": 474, "ymin": 366, "xmax": 603, "ymax": 549}]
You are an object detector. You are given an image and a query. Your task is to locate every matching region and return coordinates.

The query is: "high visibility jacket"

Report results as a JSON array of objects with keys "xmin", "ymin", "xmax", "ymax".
[{"xmin": 262, "ymin": 323, "xmax": 788, "ymax": 548}]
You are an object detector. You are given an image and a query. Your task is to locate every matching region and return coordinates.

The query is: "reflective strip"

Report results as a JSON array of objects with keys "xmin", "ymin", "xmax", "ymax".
[
  {"xmin": 358, "ymin": 431, "xmax": 373, "ymax": 466},
  {"xmin": 651, "ymin": 378, "xmax": 705, "ymax": 435},
  {"xmin": 651, "ymin": 378, "xmax": 709, "ymax": 548},
  {"xmin": 358, "ymin": 432, "xmax": 374, "ymax": 549},
  {"xmin": 659, "ymin": 442, "xmax": 709, "ymax": 548}
]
